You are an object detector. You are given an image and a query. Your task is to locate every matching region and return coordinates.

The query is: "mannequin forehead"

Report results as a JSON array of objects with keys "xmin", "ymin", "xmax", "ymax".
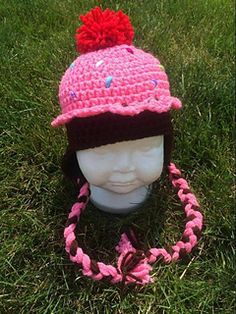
[{"xmin": 84, "ymin": 135, "xmax": 163, "ymax": 152}]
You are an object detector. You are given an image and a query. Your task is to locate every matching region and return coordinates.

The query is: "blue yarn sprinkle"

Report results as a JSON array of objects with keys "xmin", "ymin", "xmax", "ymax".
[
  {"xmin": 105, "ymin": 76, "xmax": 113, "ymax": 88},
  {"xmin": 70, "ymin": 62, "xmax": 75, "ymax": 69},
  {"xmin": 151, "ymin": 79, "xmax": 158, "ymax": 87}
]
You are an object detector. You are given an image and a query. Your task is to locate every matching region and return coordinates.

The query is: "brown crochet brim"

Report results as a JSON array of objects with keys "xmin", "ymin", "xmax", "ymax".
[{"xmin": 66, "ymin": 110, "xmax": 173, "ymax": 151}]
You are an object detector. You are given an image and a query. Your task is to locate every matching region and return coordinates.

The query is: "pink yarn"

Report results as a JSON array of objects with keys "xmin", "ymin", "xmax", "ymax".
[
  {"xmin": 63, "ymin": 163, "xmax": 203, "ymax": 286},
  {"xmin": 51, "ymin": 45, "xmax": 182, "ymax": 127},
  {"xmin": 115, "ymin": 233, "xmax": 135, "ymax": 254}
]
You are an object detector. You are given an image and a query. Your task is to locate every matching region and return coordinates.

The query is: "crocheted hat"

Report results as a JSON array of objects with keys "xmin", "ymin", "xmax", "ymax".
[
  {"xmin": 51, "ymin": 7, "xmax": 181, "ymax": 128},
  {"xmin": 52, "ymin": 7, "xmax": 203, "ymax": 286}
]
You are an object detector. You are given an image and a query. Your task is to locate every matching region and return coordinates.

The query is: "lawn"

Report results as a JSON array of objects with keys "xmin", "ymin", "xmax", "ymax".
[{"xmin": 0, "ymin": 0, "xmax": 234, "ymax": 313}]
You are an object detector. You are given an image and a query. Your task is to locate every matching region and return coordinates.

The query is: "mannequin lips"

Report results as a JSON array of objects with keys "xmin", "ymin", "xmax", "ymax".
[{"xmin": 109, "ymin": 180, "xmax": 137, "ymax": 186}]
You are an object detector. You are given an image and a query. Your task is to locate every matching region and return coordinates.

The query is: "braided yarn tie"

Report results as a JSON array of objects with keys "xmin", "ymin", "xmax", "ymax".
[{"xmin": 64, "ymin": 162, "xmax": 203, "ymax": 285}]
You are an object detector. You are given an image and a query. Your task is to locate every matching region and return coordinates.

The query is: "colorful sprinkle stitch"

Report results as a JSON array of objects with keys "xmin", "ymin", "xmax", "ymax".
[
  {"xmin": 151, "ymin": 79, "xmax": 158, "ymax": 87},
  {"xmin": 96, "ymin": 60, "xmax": 104, "ymax": 68},
  {"xmin": 70, "ymin": 91, "xmax": 77, "ymax": 99},
  {"xmin": 158, "ymin": 64, "xmax": 165, "ymax": 71},
  {"xmin": 126, "ymin": 47, "xmax": 134, "ymax": 54},
  {"xmin": 105, "ymin": 76, "xmax": 113, "ymax": 88},
  {"xmin": 70, "ymin": 62, "xmax": 75, "ymax": 69}
]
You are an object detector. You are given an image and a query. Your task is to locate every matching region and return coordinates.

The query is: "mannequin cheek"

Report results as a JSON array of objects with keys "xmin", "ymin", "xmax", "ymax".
[
  {"xmin": 81, "ymin": 169, "xmax": 109, "ymax": 186},
  {"xmin": 137, "ymin": 157, "xmax": 164, "ymax": 184},
  {"xmin": 76, "ymin": 152, "xmax": 110, "ymax": 186}
]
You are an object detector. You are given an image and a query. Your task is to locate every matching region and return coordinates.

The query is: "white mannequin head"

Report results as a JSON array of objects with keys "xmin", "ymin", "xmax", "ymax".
[{"xmin": 76, "ymin": 135, "xmax": 164, "ymax": 194}]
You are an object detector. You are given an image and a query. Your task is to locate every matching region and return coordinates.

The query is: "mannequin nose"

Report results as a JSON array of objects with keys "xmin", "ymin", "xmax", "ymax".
[{"xmin": 113, "ymin": 151, "xmax": 135, "ymax": 172}]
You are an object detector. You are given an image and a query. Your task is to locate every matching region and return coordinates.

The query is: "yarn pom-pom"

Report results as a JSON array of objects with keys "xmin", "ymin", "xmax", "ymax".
[{"xmin": 75, "ymin": 7, "xmax": 134, "ymax": 54}]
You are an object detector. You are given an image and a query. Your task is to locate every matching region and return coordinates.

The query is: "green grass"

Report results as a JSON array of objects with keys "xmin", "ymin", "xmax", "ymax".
[{"xmin": 0, "ymin": 0, "xmax": 234, "ymax": 313}]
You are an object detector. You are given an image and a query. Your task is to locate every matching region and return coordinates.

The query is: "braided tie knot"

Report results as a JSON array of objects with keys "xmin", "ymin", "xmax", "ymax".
[{"xmin": 118, "ymin": 250, "xmax": 153, "ymax": 284}]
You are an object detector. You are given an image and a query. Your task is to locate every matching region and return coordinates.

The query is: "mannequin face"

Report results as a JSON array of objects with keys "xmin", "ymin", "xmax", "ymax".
[{"xmin": 76, "ymin": 135, "xmax": 164, "ymax": 194}]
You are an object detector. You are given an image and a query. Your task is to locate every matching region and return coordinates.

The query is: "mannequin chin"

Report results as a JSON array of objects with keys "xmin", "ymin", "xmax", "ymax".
[{"xmin": 76, "ymin": 135, "xmax": 164, "ymax": 214}]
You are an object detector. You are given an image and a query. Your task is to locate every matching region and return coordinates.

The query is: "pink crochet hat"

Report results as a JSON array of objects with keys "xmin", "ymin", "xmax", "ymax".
[{"xmin": 51, "ymin": 7, "xmax": 181, "ymax": 128}]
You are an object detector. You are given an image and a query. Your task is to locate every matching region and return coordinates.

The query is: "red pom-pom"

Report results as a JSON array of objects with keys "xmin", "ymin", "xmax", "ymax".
[{"xmin": 75, "ymin": 7, "xmax": 134, "ymax": 54}]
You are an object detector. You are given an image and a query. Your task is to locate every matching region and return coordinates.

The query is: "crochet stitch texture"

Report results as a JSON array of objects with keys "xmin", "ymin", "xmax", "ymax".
[{"xmin": 52, "ymin": 45, "xmax": 181, "ymax": 127}]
